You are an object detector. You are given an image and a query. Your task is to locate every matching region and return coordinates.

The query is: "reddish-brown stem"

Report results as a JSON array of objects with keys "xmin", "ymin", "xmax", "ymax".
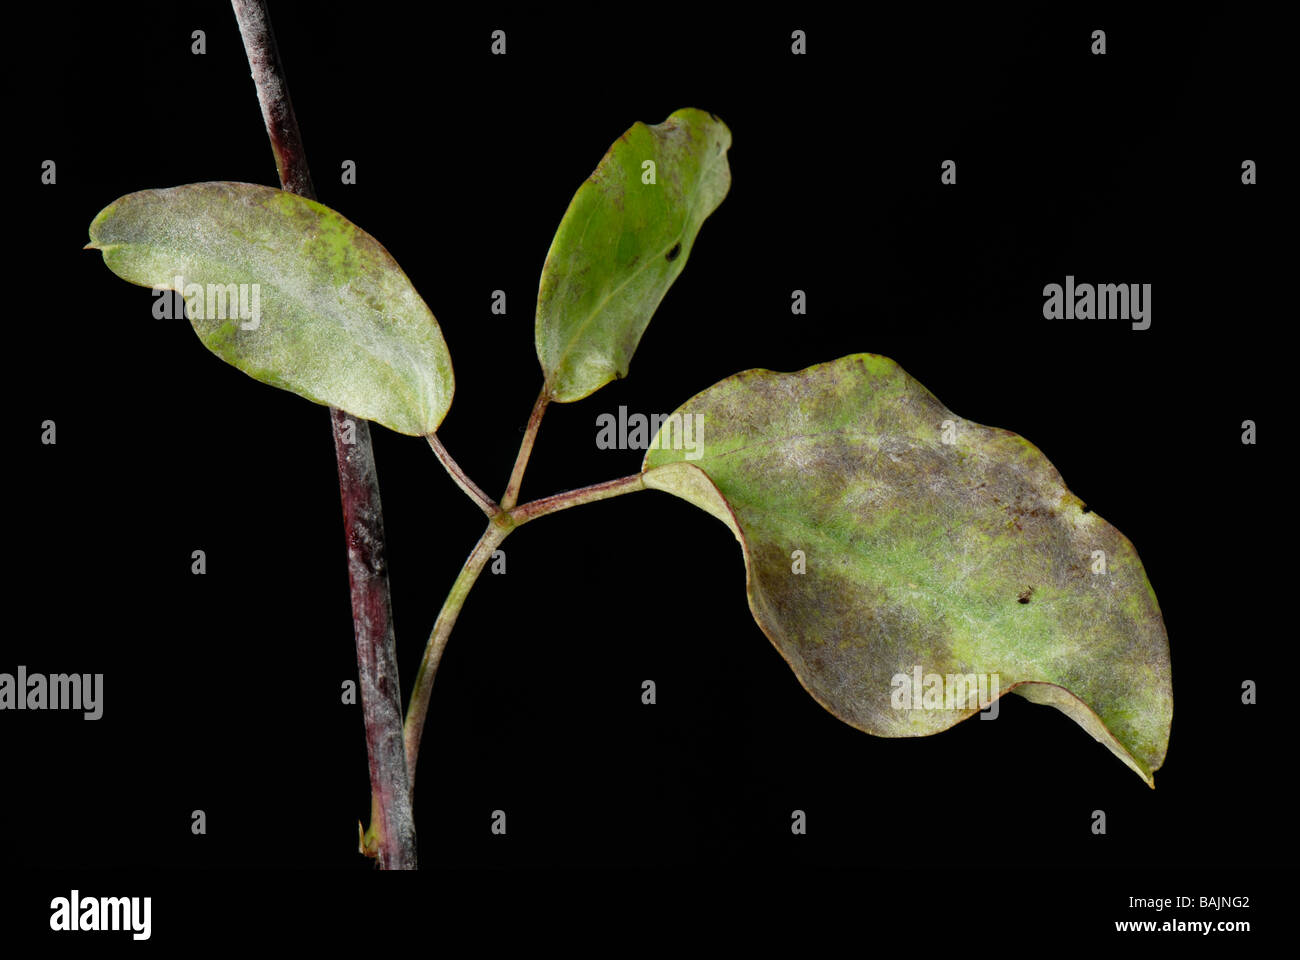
[
  {"xmin": 231, "ymin": 0, "xmax": 314, "ymax": 198},
  {"xmin": 427, "ymin": 434, "xmax": 500, "ymax": 517},
  {"xmin": 232, "ymin": 0, "xmax": 416, "ymax": 870},
  {"xmin": 500, "ymin": 386, "xmax": 551, "ymax": 511},
  {"xmin": 330, "ymin": 411, "xmax": 416, "ymax": 869},
  {"xmin": 509, "ymin": 473, "xmax": 647, "ymax": 526}
]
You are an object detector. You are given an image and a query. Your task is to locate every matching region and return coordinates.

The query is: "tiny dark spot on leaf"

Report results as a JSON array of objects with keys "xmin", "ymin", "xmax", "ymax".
[
  {"xmin": 1081, "ymin": 505, "xmax": 1092, "ymax": 514},
  {"xmin": 666, "ymin": 242, "xmax": 682, "ymax": 261}
]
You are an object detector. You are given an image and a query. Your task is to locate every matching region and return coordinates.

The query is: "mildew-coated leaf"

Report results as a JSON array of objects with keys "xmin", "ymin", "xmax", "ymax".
[
  {"xmin": 87, "ymin": 182, "xmax": 453, "ymax": 435},
  {"xmin": 535, "ymin": 108, "xmax": 731, "ymax": 403},
  {"xmin": 642, "ymin": 354, "xmax": 1172, "ymax": 786}
]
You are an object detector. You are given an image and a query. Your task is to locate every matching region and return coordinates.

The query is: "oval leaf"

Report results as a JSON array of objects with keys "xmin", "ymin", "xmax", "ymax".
[
  {"xmin": 87, "ymin": 182, "xmax": 453, "ymax": 435},
  {"xmin": 642, "ymin": 354, "xmax": 1172, "ymax": 786},
  {"xmin": 535, "ymin": 108, "xmax": 732, "ymax": 403}
]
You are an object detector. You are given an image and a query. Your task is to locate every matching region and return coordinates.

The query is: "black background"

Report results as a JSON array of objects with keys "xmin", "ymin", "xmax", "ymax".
[{"xmin": 4, "ymin": 1, "xmax": 1284, "ymax": 944}]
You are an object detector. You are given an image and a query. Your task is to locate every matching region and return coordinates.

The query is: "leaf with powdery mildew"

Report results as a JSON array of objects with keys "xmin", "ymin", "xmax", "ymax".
[
  {"xmin": 535, "ymin": 108, "xmax": 731, "ymax": 403},
  {"xmin": 88, "ymin": 182, "xmax": 453, "ymax": 435},
  {"xmin": 642, "ymin": 353, "xmax": 1172, "ymax": 786}
]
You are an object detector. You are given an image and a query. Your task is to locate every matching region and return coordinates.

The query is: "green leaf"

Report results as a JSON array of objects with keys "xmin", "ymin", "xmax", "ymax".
[
  {"xmin": 535, "ymin": 108, "xmax": 732, "ymax": 403},
  {"xmin": 87, "ymin": 182, "xmax": 453, "ymax": 435},
  {"xmin": 642, "ymin": 354, "xmax": 1172, "ymax": 786}
]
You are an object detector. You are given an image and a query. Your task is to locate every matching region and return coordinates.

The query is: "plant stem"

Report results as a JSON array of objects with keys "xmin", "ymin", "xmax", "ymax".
[
  {"xmin": 427, "ymin": 434, "xmax": 500, "ymax": 517},
  {"xmin": 510, "ymin": 473, "xmax": 647, "ymax": 526},
  {"xmin": 403, "ymin": 519, "xmax": 511, "ymax": 788},
  {"xmin": 331, "ymin": 412, "xmax": 416, "ymax": 869},
  {"xmin": 402, "ymin": 472, "xmax": 648, "ymax": 794},
  {"xmin": 231, "ymin": 0, "xmax": 314, "ymax": 199},
  {"xmin": 500, "ymin": 386, "xmax": 551, "ymax": 511},
  {"xmin": 232, "ymin": 0, "xmax": 416, "ymax": 870}
]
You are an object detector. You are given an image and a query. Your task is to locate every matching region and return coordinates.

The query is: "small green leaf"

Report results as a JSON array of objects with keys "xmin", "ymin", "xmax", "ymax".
[
  {"xmin": 87, "ymin": 182, "xmax": 453, "ymax": 435},
  {"xmin": 642, "ymin": 354, "xmax": 1172, "ymax": 786},
  {"xmin": 535, "ymin": 108, "xmax": 732, "ymax": 403}
]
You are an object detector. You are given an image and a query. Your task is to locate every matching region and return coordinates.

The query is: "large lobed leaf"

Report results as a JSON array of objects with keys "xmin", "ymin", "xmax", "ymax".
[
  {"xmin": 642, "ymin": 354, "xmax": 1172, "ymax": 786},
  {"xmin": 535, "ymin": 108, "xmax": 732, "ymax": 403},
  {"xmin": 88, "ymin": 182, "xmax": 453, "ymax": 435}
]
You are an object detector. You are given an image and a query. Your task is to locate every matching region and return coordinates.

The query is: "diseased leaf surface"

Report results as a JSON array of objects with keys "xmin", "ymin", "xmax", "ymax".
[
  {"xmin": 535, "ymin": 108, "xmax": 731, "ymax": 403},
  {"xmin": 643, "ymin": 354, "xmax": 1172, "ymax": 785},
  {"xmin": 88, "ymin": 182, "xmax": 453, "ymax": 435}
]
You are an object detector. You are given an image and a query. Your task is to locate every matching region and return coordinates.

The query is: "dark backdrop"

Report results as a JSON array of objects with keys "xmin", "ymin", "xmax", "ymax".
[{"xmin": 4, "ymin": 1, "xmax": 1283, "ymax": 943}]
